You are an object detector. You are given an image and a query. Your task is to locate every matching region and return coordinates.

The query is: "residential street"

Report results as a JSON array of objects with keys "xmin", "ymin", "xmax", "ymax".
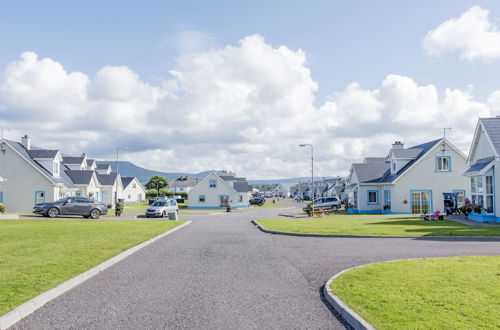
[{"xmin": 11, "ymin": 201, "xmax": 500, "ymax": 330}]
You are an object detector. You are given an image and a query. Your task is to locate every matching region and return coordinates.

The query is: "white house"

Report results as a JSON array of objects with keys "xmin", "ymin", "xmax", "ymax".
[
  {"xmin": 0, "ymin": 175, "xmax": 5, "ymax": 204},
  {"xmin": 464, "ymin": 117, "xmax": 500, "ymax": 223},
  {"xmin": 121, "ymin": 177, "xmax": 146, "ymax": 202},
  {"xmin": 97, "ymin": 172, "xmax": 123, "ymax": 206},
  {"xmin": 188, "ymin": 172, "xmax": 251, "ymax": 209},
  {"xmin": 346, "ymin": 139, "xmax": 469, "ymax": 214},
  {"xmin": 169, "ymin": 176, "xmax": 199, "ymax": 193}
]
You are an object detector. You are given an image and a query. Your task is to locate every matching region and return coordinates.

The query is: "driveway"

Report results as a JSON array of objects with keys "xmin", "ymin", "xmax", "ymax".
[{"xmin": 11, "ymin": 202, "xmax": 500, "ymax": 329}]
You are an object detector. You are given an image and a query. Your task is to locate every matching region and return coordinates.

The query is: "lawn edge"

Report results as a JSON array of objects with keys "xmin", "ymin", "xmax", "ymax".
[
  {"xmin": 251, "ymin": 219, "xmax": 500, "ymax": 239},
  {"xmin": 324, "ymin": 267, "xmax": 375, "ymax": 330},
  {"xmin": 0, "ymin": 220, "xmax": 191, "ymax": 330}
]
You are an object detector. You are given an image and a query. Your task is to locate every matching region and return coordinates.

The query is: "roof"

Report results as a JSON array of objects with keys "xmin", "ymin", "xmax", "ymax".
[
  {"xmin": 364, "ymin": 157, "xmax": 387, "ymax": 164},
  {"xmin": 86, "ymin": 159, "xmax": 96, "ymax": 166},
  {"xmin": 27, "ymin": 150, "xmax": 59, "ymax": 159},
  {"xmin": 352, "ymin": 163, "xmax": 390, "ymax": 183},
  {"xmin": 170, "ymin": 177, "xmax": 199, "ymax": 188},
  {"xmin": 372, "ymin": 139, "xmax": 442, "ymax": 183},
  {"xmin": 4, "ymin": 139, "xmax": 73, "ymax": 188},
  {"xmin": 345, "ymin": 183, "xmax": 357, "ymax": 192},
  {"xmin": 220, "ymin": 175, "xmax": 236, "ymax": 181},
  {"xmin": 390, "ymin": 148, "xmax": 423, "ymax": 159},
  {"xmin": 464, "ymin": 156, "xmax": 495, "ymax": 175},
  {"xmin": 97, "ymin": 173, "xmax": 118, "ymax": 186},
  {"xmin": 121, "ymin": 177, "xmax": 135, "ymax": 189},
  {"xmin": 62, "ymin": 156, "xmax": 85, "ymax": 165},
  {"xmin": 65, "ymin": 170, "xmax": 95, "ymax": 185},
  {"xmin": 96, "ymin": 164, "xmax": 111, "ymax": 170},
  {"xmin": 480, "ymin": 117, "xmax": 500, "ymax": 156},
  {"xmin": 233, "ymin": 181, "xmax": 251, "ymax": 192}
]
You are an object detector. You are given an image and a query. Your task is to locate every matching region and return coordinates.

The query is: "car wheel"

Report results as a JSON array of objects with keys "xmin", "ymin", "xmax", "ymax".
[
  {"xmin": 90, "ymin": 209, "xmax": 101, "ymax": 219},
  {"xmin": 331, "ymin": 206, "xmax": 338, "ymax": 211},
  {"xmin": 47, "ymin": 207, "xmax": 59, "ymax": 218},
  {"xmin": 83, "ymin": 215, "xmax": 90, "ymax": 218}
]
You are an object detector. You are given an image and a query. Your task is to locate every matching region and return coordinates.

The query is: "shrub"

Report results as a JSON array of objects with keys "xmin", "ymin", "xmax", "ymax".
[{"xmin": 0, "ymin": 203, "xmax": 5, "ymax": 213}]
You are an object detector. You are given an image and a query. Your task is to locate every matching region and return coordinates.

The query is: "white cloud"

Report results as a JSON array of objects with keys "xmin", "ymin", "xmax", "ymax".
[
  {"xmin": 423, "ymin": 6, "xmax": 500, "ymax": 61},
  {"xmin": 0, "ymin": 34, "xmax": 497, "ymax": 179}
]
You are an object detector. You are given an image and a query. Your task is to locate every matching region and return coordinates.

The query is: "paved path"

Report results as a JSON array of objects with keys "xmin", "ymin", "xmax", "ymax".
[{"xmin": 11, "ymin": 202, "xmax": 500, "ymax": 329}]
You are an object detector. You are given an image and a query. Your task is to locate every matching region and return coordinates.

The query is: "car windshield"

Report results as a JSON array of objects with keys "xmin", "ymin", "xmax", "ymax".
[{"xmin": 152, "ymin": 201, "xmax": 167, "ymax": 206}]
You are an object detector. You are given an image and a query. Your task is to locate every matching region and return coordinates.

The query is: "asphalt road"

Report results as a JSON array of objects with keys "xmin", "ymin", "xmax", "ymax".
[{"xmin": 11, "ymin": 201, "xmax": 500, "ymax": 329}]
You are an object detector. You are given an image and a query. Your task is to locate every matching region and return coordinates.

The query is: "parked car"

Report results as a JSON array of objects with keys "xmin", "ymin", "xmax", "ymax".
[
  {"xmin": 303, "ymin": 197, "xmax": 341, "ymax": 212},
  {"xmin": 145, "ymin": 199, "xmax": 178, "ymax": 218},
  {"xmin": 249, "ymin": 197, "xmax": 266, "ymax": 206},
  {"xmin": 33, "ymin": 197, "xmax": 108, "ymax": 219}
]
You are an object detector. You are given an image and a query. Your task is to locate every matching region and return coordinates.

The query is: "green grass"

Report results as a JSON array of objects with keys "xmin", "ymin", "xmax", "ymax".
[
  {"xmin": 124, "ymin": 202, "xmax": 149, "ymax": 209},
  {"xmin": 255, "ymin": 216, "xmax": 500, "ymax": 236},
  {"xmin": 0, "ymin": 219, "xmax": 186, "ymax": 315},
  {"xmin": 332, "ymin": 256, "xmax": 500, "ymax": 329},
  {"xmin": 252, "ymin": 202, "xmax": 285, "ymax": 209}
]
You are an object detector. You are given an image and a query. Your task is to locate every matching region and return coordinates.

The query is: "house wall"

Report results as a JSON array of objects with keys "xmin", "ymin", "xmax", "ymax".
[
  {"xmin": 123, "ymin": 179, "xmax": 146, "ymax": 202},
  {"xmin": 391, "ymin": 142, "xmax": 469, "ymax": 214},
  {"xmin": 471, "ymin": 129, "xmax": 495, "ymax": 164},
  {"xmin": 170, "ymin": 186, "xmax": 194, "ymax": 193},
  {"xmin": 188, "ymin": 173, "xmax": 247, "ymax": 208},
  {"xmin": 0, "ymin": 145, "xmax": 58, "ymax": 212},
  {"xmin": 357, "ymin": 185, "xmax": 384, "ymax": 212}
]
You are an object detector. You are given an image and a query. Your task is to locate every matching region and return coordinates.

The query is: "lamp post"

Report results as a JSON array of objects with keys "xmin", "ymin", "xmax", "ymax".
[
  {"xmin": 115, "ymin": 146, "xmax": 129, "ymax": 205},
  {"xmin": 299, "ymin": 144, "xmax": 314, "ymax": 216}
]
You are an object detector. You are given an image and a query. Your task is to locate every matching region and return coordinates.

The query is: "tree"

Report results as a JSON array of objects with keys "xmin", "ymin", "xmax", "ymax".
[{"xmin": 145, "ymin": 176, "xmax": 168, "ymax": 196}]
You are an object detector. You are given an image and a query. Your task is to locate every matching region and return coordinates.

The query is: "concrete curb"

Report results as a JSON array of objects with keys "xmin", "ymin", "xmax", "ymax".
[
  {"xmin": 324, "ymin": 269, "xmax": 375, "ymax": 330},
  {"xmin": 251, "ymin": 219, "xmax": 500, "ymax": 240},
  {"xmin": 0, "ymin": 220, "xmax": 191, "ymax": 330}
]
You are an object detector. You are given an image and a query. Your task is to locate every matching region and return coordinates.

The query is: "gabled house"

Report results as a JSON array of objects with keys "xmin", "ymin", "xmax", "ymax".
[
  {"xmin": 169, "ymin": 176, "xmax": 199, "ymax": 193},
  {"xmin": 464, "ymin": 117, "xmax": 500, "ymax": 223},
  {"xmin": 121, "ymin": 177, "xmax": 146, "ymax": 202},
  {"xmin": 187, "ymin": 172, "xmax": 251, "ymax": 208},
  {"xmin": 85, "ymin": 158, "xmax": 97, "ymax": 170},
  {"xmin": 97, "ymin": 172, "xmax": 123, "ymax": 206},
  {"xmin": 64, "ymin": 170, "xmax": 101, "ymax": 199},
  {"xmin": 62, "ymin": 156, "xmax": 87, "ymax": 170},
  {"xmin": 346, "ymin": 139, "xmax": 469, "ymax": 214},
  {"xmin": 96, "ymin": 164, "xmax": 112, "ymax": 174}
]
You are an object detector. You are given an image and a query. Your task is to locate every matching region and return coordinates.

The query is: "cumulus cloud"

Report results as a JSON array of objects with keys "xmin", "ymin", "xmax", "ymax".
[
  {"xmin": 423, "ymin": 6, "xmax": 500, "ymax": 61},
  {"xmin": 0, "ymin": 34, "xmax": 496, "ymax": 179}
]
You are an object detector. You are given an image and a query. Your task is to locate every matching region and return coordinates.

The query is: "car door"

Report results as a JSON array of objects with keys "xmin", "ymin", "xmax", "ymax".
[
  {"xmin": 60, "ymin": 197, "xmax": 78, "ymax": 214},
  {"xmin": 75, "ymin": 198, "xmax": 92, "ymax": 215}
]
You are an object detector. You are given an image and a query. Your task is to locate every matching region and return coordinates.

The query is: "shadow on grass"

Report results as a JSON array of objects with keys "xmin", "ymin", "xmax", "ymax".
[{"xmin": 368, "ymin": 218, "xmax": 500, "ymax": 237}]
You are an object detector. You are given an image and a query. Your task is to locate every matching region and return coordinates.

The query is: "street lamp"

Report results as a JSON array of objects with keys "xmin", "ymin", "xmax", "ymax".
[
  {"xmin": 115, "ymin": 146, "xmax": 129, "ymax": 205},
  {"xmin": 299, "ymin": 144, "xmax": 314, "ymax": 216}
]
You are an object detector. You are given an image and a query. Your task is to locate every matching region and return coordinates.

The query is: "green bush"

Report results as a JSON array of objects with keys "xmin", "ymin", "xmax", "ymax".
[{"xmin": 0, "ymin": 203, "xmax": 5, "ymax": 213}]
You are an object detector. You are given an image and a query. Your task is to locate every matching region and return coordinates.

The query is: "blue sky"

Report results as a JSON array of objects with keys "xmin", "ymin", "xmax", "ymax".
[
  {"xmin": 2, "ymin": 0, "xmax": 499, "ymax": 101},
  {"xmin": 1, "ymin": 1, "xmax": 500, "ymax": 178}
]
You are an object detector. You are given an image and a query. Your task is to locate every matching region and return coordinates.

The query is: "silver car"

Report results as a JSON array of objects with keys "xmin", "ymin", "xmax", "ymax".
[{"xmin": 145, "ymin": 199, "xmax": 179, "ymax": 218}]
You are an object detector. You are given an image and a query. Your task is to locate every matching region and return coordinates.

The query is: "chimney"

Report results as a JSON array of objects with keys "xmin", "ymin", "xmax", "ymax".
[
  {"xmin": 81, "ymin": 152, "xmax": 86, "ymax": 157},
  {"xmin": 392, "ymin": 141, "xmax": 404, "ymax": 150},
  {"xmin": 21, "ymin": 135, "xmax": 31, "ymax": 150}
]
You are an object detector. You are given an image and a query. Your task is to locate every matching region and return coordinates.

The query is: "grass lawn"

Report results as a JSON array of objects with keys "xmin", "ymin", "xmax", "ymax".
[
  {"xmin": 255, "ymin": 216, "xmax": 500, "ymax": 236},
  {"xmin": 252, "ymin": 202, "xmax": 285, "ymax": 209},
  {"xmin": 0, "ymin": 219, "xmax": 186, "ymax": 316},
  {"xmin": 331, "ymin": 256, "xmax": 500, "ymax": 329},
  {"xmin": 124, "ymin": 202, "xmax": 149, "ymax": 209}
]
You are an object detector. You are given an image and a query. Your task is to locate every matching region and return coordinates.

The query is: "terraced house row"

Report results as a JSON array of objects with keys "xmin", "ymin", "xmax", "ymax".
[{"xmin": 0, "ymin": 135, "xmax": 145, "ymax": 212}]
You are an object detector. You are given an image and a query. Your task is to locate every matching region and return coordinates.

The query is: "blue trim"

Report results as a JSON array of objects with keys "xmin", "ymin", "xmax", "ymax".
[
  {"xmin": 34, "ymin": 190, "xmax": 46, "ymax": 204},
  {"xmin": 410, "ymin": 190, "xmax": 433, "ymax": 214},
  {"xmin": 346, "ymin": 208, "xmax": 408, "ymax": 215},
  {"xmin": 468, "ymin": 211, "xmax": 500, "ymax": 223},
  {"xmin": 367, "ymin": 190, "xmax": 379, "ymax": 205},
  {"xmin": 435, "ymin": 156, "xmax": 452, "ymax": 172}
]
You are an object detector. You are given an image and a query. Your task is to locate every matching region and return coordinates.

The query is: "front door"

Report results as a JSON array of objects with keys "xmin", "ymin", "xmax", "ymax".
[{"xmin": 219, "ymin": 195, "xmax": 229, "ymax": 207}]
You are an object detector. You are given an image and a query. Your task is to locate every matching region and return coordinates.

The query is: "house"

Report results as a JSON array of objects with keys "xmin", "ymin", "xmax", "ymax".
[
  {"xmin": 187, "ymin": 172, "xmax": 251, "ymax": 208},
  {"xmin": 96, "ymin": 163, "xmax": 112, "ymax": 174},
  {"xmin": 169, "ymin": 176, "xmax": 199, "ymax": 193},
  {"xmin": 121, "ymin": 177, "xmax": 146, "ymax": 202},
  {"xmin": 345, "ymin": 139, "xmax": 469, "ymax": 214},
  {"xmin": 464, "ymin": 117, "xmax": 500, "ymax": 223},
  {"xmin": 0, "ymin": 135, "xmax": 133, "ymax": 211},
  {"xmin": 0, "ymin": 175, "xmax": 5, "ymax": 204}
]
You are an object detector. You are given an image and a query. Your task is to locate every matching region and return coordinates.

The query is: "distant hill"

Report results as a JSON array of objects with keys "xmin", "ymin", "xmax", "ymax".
[{"xmin": 97, "ymin": 161, "xmax": 334, "ymax": 185}]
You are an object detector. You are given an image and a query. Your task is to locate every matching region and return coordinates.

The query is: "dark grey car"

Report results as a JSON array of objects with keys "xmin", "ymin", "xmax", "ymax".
[{"xmin": 33, "ymin": 197, "xmax": 108, "ymax": 219}]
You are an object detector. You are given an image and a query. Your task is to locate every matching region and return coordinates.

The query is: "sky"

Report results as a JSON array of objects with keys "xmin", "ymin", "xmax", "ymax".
[{"xmin": 1, "ymin": 0, "xmax": 500, "ymax": 179}]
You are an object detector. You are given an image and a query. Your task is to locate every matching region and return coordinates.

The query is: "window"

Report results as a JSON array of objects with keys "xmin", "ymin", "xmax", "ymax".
[
  {"xmin": 180, "ymin": 187, "xmax": 184, "ymax": 192},
  {"xmin": 35, "ymin": 191, "xmax": 45, "ymax": 204},
  {"xmin": 353, "ymin": 191, "xmax": 358, "ymax": 208},
  {"xmin": 411, "ymin": 191, "xmax": 431, "ymax": 214},
  {"xmin": 209, "ymin": 180, "xmax": 217, "ymax": 188},
  {"xmin": 53, "ymin": 161, "xmax": 60, "ymax": 177},
  {"xmin": 367, "ymin": 190, "xmax": 378, "ymax": 204},
  {"xmin": 436, "ymin": 156, "xmax": 451, "ymax": 171},
  {"xmin": 133, "ymin": 183, "xmax": 136, "ymax": 189},
  {"xmin": 128, "ymin": 194, "xmax": 131, "ymax": 199},
  {"xmin": 471, "ymin": 176, "xmax": 493, "ymax": 212},
  {"xmin": 239, "ymin": 195, "xmax": 243, "ymax": 202},
  {"xmin": 199, "ymin": 195, "xmax": 206, "ymax": 203},
  {"xmin": 392, "ymin": 161, "xmax": 396, "ymax": 172},
  {"xmin": 75, "ymin": 191, "xmax": 82, "ymax": 197},
  {"xmin": 0, "ymin": 191, "xmax": 3, "ymax": 203}
]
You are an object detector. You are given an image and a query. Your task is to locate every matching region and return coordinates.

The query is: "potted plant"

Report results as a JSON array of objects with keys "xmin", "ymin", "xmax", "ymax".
[
  {"xmin": 305, "ymin": 203, "xmax": 313, "ymax": 217},
  {"xmin": 0, "ymin": 203, "xmax": 5, "ymax": 214},
  {"xmin": 115, "ymin": 202, "xmax": 124, "ymax": 217}
]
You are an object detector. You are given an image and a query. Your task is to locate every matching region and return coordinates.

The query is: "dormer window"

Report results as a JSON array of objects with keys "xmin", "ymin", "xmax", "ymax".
[
  {"xmin": 53, "ymin": 161, "xmax": 60, "ymax": 177},
  {"xmin": 392, "ymin": 161, "xmax": 396, "ymax": 173}
]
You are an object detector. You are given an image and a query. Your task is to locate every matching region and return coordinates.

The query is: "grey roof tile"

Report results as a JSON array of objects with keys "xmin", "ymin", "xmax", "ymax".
[
  {"xmin": 170, "ymin": 177, "xmax": 199, "ymax": 188},
  {"xmin": 96, "ymin": 164, "xmax": 111, "ymax": 170},
  {"xmin": 62, "ymin": 156, "xmax": 85, "ymax": 165},
  {"xmin": 64, "ymin": 170, "xmax": 95, "ymax": 185},
  {"xmin": 27, "ymin": 150, "xmax": 59, "ymax": 159},
  {"xmin": 97, "ymin": 173, "xmax": 118, "ymax": 186},
  {"xmin": 391, "ymin": 148, "xmax": 423, "ymax": 159},
  {"xmin": 121, "ymin": 177, "xmax": 134, "ymax": 189},
  {"xmin": 233, "ymin": 181, "xmax": 251, "ymax": 192},
  {"xmin": 464, "ymin": 156, "xmax": 495, "ymax": 175},
  {"xmin": 480, "ymin": 117, "xmax": 500, "ymax": 156},
  {"xmin": 352, "ymin": 163, "xmax": 390, "ymax": 183}
]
